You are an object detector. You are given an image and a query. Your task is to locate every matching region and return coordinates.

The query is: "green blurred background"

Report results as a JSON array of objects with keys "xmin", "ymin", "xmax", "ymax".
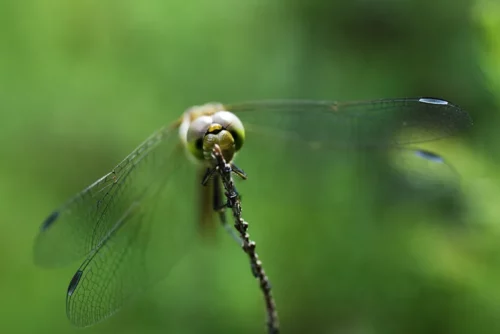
[{"xmin": 3, "ymin": 0, "xmax": 500, "ymax": 333}]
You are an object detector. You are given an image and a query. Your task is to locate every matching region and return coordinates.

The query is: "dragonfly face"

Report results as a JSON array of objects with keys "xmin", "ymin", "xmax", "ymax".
[
  {"xmin": 180, "ymin": 104, "xmax": 245, "ymax": 164},
  {"xmin": 34, "ymin": 97, "xmax": 473, "ymax": 328}
]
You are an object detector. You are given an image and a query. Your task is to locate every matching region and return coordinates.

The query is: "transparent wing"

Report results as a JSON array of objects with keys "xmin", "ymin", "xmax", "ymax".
[
  {"xmin": 34, "ymin": 120, "xmax": 200, "ymax": 326},
  {"xmin": 225, "ymin": 97, "xmax": 470, "ymax": 196},
  {"xmin": 225, "ymin": 97, "xmax": 472, "ymax": 149},
  {"xmin": 34, "ymin": 122, "xmax": 179, "ymax": 267}
]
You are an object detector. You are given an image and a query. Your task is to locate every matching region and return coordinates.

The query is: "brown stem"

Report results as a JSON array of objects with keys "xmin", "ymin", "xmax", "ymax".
[{"xmin": 211, "ymin": 145, "xmax": 280, "ymax": 334}]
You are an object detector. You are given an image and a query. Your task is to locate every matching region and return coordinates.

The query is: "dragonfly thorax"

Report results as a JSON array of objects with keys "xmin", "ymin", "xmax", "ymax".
[{"xmin": 180, "ymin": 105, "xmax": 245, "ymax": 165}]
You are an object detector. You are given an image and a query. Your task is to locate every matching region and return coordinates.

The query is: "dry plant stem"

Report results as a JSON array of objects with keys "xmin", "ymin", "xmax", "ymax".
[{"xmin": 211, "ymin": 145, "xmax": 280, "ymax": 334}]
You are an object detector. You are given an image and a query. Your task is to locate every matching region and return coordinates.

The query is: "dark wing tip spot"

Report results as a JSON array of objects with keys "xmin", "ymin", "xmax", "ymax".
[
  {"xmin": 415, "ymin": 149, "xmax": 444, "ymax": 163},
  {"xmin": 67, "ymin": 270, "xmax": 83, "ymax": 296},
  {"xmin": 40, "ymin": 211, "xmax": 60, "ymax": 231},
  {"xmin": 419, "ymin": 97, "xmax": 474, "ymax": 129},
  {"xmin": 418, "ymin": 97, "xmax": 449, "ymax": 105}
]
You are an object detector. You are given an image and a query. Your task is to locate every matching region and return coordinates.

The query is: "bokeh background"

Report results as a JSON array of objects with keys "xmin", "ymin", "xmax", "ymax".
[{"xmin": 2, "ymin": 0, "xmax": 500, "ymax": 333}]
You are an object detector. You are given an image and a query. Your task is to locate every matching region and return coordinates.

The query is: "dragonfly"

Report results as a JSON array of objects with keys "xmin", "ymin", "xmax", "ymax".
[{"xmin": 34, "ymin": 97, "xmax": 472, "ymax": 328}]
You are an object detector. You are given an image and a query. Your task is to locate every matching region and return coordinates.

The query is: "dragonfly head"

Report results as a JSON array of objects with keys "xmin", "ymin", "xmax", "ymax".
[{"xmin": 185, "ymin": 110, "xmax": 245, "ymax": 164}]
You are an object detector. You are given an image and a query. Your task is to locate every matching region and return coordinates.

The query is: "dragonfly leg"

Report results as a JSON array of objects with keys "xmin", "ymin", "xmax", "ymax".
[
  {"xmin": 230, "ymin": 163, "xmax": 247, "ymax": 180},
  {"xmin": 212, "ymin": 175, "xmax": 242, "ymax": 245},
  {"xmin": 201, "ymin": 167, "xmax": 216, "ymax": 186}
]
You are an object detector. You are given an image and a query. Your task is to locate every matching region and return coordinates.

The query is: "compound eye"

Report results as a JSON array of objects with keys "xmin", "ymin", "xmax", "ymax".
[
  {"xmin": 186, "ymin": 115, "xmax": 212, "ymax": 160},
  {"xmin": 195, "ymin": 138, "xmax": 203, "ymax": 151},
  {"xmin": 212, "ymin": 111, "xmax": 245, "ymax": 151}
]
